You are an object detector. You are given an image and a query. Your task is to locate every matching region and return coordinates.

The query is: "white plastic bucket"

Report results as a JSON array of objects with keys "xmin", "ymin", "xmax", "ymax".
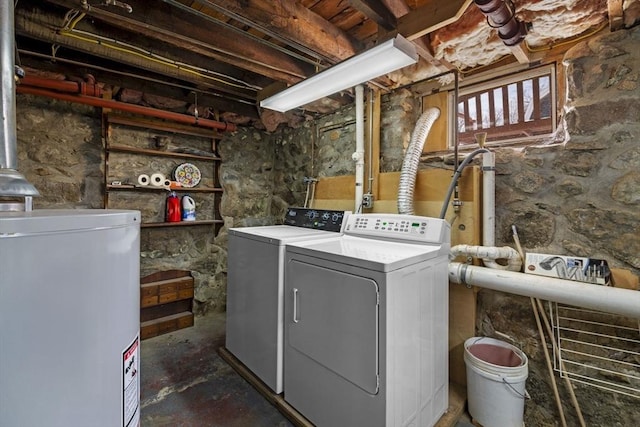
[{"xmin": 464, "ymin": 337, "xmax": 528, "ymax": 427}]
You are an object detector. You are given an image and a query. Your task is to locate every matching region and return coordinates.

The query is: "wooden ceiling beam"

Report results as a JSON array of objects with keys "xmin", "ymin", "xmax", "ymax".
[
  {"xmin": 347, "ymin": 0, "xmax": 397, "ymax": 30},
  {"xmin": 42, "ymin": 0, "xmax": 313, "ymax": 84},
  {"xmin": 200, "ymin": 0, "xmax": 363, "ymax": 63}
]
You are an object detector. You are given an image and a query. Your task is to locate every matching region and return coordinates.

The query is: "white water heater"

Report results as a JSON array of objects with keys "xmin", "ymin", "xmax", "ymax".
[{"xmin": 0, "ymin": 209, "xmax": 141, "ymax": 427}]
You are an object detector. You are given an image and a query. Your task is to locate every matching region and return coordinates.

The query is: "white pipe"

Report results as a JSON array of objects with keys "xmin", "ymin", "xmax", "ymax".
[
  {"xmin": 482, "ymin": 151, "xmax": 495, "ymax": 246},
  {"xmin": 451, "ymin": 244, "xmax": 521, "ymax": 271},
  {"xmin": 449, "ymin": 262, "xmax": 640, "ymax": 318},
  {"xmin": 353, "ymin": 84, "xmax": 365, "ymax": 212}
]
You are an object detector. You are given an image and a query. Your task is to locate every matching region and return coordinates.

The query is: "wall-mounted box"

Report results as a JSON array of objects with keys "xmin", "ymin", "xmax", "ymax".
[{"xmin": 525, "ymin": 253, "xmax": 610, "ymax": 285}]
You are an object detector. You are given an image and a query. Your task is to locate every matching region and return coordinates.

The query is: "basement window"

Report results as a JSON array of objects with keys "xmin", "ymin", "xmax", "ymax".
[{"xmin": 454, "ymin": 64, "xmax": 556, "ymax": 147}]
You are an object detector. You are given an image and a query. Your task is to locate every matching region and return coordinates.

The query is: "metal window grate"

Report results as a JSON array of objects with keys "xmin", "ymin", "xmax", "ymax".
[{"xmin": 550, "ymin": 303, "xmax": 640, "ymax": 399}]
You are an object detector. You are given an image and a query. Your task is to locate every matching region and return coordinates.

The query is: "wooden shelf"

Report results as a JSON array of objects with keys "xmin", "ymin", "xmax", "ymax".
[
  {"xmin": 141, "ymin": 270, "xmax": 195, "ymax": 340},
  {"xmin": 108, "ymin": 143, "xmax": 221, "ymax": 161},
  {"xmin": 141, "ymin": 220, "xmax": 223, "ymax": 228},
  {"xmin": 141, "ymin": 312, "xmax": 194, "ymax": 340},
  {"xmin": 107, "ymin": 114, "xmax": 222, "ymax": 139},
  {"xmin": 107, "ymin": 184, "xmax": 223, "ymax": 193}
]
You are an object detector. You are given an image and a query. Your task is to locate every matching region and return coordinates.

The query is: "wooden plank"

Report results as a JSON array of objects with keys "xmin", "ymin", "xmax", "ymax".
[
  {"xmin": 141, "ymin": 312, "xmax": 194, "ymax": 340},
  {"xmin": 218, "ymin": 347, "xmax": 314, "ymax": 427},
  {"xmin": 314, "ymin": 175, "xmax": 355, "ymax": 200},
  {"xmin": 398, "ymin": 0, "xmax": 473, "ymax": 41},
  {"xmin": 107, "ymin": 114, "xmax": 223, "ymax": 139},
  {"xmin": 208, "ymin": 0, "xmax": 363, "ymax": 63},
  {"xmin": 378, "ymin": 168, "xmax": 478, "ymax": 201},
  {"xmin": 141, "ymin": 269, "xmax": 193, "ymax": 284},
  {"xmin": 141, "ymin": 299, "xmax": 193, "ymax": 322},
  {"xmin": 435, "ymin": 382, "xmax": 467, "ymax": 426},
  {"xmin": 347, "ymin": 0, "xmax": 397, "ymax": 30}
]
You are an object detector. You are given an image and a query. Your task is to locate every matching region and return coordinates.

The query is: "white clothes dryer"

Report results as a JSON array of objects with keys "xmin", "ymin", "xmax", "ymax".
[
  {"xmin": 284, "ymin": 213, "xmax": 451, "ymax": 427},
  {"xmin": 226, "ymin": 207, "xmax": 348, "ymax": 393}
]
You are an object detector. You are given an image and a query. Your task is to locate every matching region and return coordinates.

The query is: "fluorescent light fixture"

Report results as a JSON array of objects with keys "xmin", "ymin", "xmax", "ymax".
[{"xmin": 260, "ymin": 35, "xmax": 418, "ymax": 113}]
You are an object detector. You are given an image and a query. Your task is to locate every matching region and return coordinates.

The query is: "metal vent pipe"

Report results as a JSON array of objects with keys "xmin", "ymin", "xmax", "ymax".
[
  {"xmin": 474, "ymin": 0, "xmax": 528, "ymax": 47},
  {"xmin": 0, "ymin": 0, "xmax": 39, "ymax": 198},
  {"xmin": 397, "ymin": 107, "xmax": 440, "ymax": 215}
]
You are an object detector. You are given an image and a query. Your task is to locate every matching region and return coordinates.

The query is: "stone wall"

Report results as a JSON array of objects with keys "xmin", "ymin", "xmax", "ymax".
[
  {"xmin": 480, "ymin": 26, "xmax": 640, "ymax": 426},
  {"xmin": 14, "ymin": 96, "xmax": 277, "ymax": 315}
]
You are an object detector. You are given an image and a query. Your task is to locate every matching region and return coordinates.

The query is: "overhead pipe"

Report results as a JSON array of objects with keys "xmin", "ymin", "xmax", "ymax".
[
  {"xmin": 16, "ymin": 85, "xmax": 236, "ymax": 132},
  {"xmin": 474, "ymin": 0, "xmax": 528, "ymax": 47},
  {"xmin": 449, "ymin": 262, "xmax": 640, "ymax": 319},
  {"xmin": 21, "ymin": 75, "xmax": 104, "ymax": 97},
  {"xmin": 397, "ymin": 107, "xmax": 440, "ymax": 215}
]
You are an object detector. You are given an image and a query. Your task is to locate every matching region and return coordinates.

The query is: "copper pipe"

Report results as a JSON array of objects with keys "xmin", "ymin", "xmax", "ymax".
[
  {"xmin": 17, "ymin": 85, "xmax": 236, "ymax": 132},
  {"xmin": 474, "ymin": 0, "xmax": 528, "ymax": 46}
]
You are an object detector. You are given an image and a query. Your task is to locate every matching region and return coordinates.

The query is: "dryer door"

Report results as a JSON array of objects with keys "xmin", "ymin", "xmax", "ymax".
[{"xmin": 287, "ymin": 259, "xmax": 379, "ymax": 394}]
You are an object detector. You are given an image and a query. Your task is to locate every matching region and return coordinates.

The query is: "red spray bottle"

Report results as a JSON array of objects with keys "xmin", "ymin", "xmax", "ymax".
[{"xmin": 166, "ymin": 191, "xmax": 181, "ymax": 222}]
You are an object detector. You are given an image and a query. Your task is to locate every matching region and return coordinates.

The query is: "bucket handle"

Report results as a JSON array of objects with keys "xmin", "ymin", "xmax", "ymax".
[{"xmin": 502, "ymin": 377, "xmax": 530, "ymax": 400}]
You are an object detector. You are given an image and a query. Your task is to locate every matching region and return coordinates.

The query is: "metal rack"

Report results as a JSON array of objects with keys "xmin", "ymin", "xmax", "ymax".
[{"xmin": 550, "ymin": 303, "xmax": 640, "ymax": 399}]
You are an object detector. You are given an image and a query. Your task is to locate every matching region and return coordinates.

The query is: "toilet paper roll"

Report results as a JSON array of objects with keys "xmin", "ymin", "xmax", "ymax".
[
  {"xmin": 137, "ymin": 174, "xmax": 150, "ymax": 186},
  {"xmin": 163, "ymin": 178, "xmax": 172, "ymax": 189},
  {"xmin": 150, "ymin": 172, "xmax": 165, "ymax": 187}
]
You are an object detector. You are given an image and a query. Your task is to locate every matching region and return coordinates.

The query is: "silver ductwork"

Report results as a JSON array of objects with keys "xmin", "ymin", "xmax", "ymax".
[
  {"xmin": 0, "ymin": 0, "xmax": 39, "ymax": 199},
  {"xmin": 397, "ymin": 107, "xmax": 440, "ymax": 215}
]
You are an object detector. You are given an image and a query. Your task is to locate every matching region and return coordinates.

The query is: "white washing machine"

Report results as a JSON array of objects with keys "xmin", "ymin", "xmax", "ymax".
[
  {"xmin": 226, "ymin": 207, "xmax": 348, "ymax": 393},
  {"xmin": 284, "ymin": 213, "xmax": 451, "ymax": 427}
]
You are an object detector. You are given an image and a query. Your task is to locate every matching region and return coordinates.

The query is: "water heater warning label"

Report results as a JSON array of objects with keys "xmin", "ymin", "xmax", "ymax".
[{"xmin": 123, "ymin": 336, "xmax": 140, "ymax": 427}]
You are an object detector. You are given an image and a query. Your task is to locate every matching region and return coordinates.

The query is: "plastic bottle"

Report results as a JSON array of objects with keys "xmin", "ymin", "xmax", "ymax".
[
  {"xmin": 166, "ymin": 192, "xmax": 181, "ymax": 222},
  {"xmin": 181, "ymin": 195, "xmax": 196, "ymax": 221}
]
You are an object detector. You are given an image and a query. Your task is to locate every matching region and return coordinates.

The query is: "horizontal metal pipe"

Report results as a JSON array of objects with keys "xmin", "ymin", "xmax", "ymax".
[
  {"xmin": 449, "ymin": 262, "xmax": 640, "ymax": 318},
  {"xmin": 17, "ymin": 86, "xmax": 236, "ymax": 132},
  {"xmin": 21, "ymin": 75, "xmax": 104, "ymax": 97}
]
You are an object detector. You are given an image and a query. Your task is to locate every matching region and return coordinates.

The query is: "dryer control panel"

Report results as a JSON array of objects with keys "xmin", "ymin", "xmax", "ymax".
[
  {"xmin": 283, "ymin": 207, "xmax": 349, "ymax": 232},
  {"xmin": 344, "ymin": 213, "xmax": 450, "ymax": 244}
]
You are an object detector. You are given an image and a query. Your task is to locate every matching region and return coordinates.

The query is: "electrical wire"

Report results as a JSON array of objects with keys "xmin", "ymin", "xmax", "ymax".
[{"xmin": 56, "ymin": 12, "xmax": 262, "ymax": 91}]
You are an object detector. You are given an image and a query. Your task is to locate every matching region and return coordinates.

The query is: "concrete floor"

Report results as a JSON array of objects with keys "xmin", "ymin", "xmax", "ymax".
[
  {"xmin": 141, "ymin": 311, "xmax": 293, "ymax": 427},
  {"xmin": 141, "ymin": 311, "xmax": 474, "ymax": 427}
]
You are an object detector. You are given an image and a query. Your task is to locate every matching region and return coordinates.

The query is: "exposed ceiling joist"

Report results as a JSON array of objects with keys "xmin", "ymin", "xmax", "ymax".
[
  {"xmin": 347, "ymin": 0, "xmax": 397, "ymax": 30},
  {"xmin": 13, "ymin": 0, "xmax": 618, "ymax": 126},
  {"xmin": 197, "ymin": 0, "xmax": 363, "ymax": 64},
  {"xmin": 44, "ymin": 0, "xmax": 313, "ymax": 84}
]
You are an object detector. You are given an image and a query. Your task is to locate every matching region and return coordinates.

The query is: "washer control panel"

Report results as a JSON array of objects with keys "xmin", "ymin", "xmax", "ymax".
[
  {"xmin": 283, "ymin": 207, "xmax": 349, "ymax": 232},
  {"xmin": 344, "ymin": 214, "xmax": 450, "ymax": 244}
]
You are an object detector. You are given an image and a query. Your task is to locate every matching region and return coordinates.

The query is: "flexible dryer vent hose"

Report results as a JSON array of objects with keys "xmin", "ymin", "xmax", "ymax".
[{"xmin": 397, "ymin": 107, "xmax": 440, "ymax": 215}]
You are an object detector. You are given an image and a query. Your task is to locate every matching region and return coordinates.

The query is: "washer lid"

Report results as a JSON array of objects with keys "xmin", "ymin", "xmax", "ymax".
[
  {"xmin": 286, "ymin": 235, "xmax": 445, "ymax": 272},
  {"xmin": 230, "ymin": 225, "xmax": 335, "ymax": 245}
]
